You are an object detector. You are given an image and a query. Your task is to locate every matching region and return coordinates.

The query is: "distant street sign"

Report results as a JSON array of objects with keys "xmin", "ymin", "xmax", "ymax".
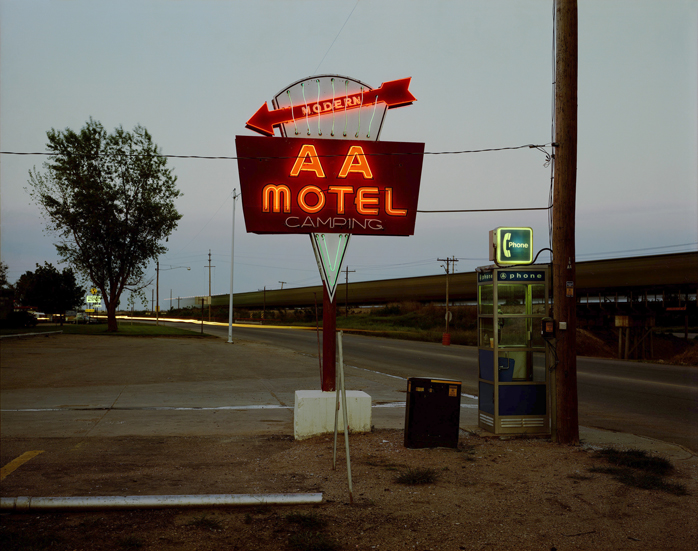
[
  {"xmin": 90, "ymin": 287, "xmax": 99, "ymax": 295},
  {"xmin": 86, "ymin": 295, "xmax": 102, "ymax": 303}
]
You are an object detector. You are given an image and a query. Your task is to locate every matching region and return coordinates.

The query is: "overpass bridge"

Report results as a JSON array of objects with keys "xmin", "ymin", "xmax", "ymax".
[{"xmin": 189, "ymin": 252, "xmax": 695, "ymax": 320}]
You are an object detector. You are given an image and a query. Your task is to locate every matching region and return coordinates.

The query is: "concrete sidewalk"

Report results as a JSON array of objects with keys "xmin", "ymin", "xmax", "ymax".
[{"xmin": 1, "ymin": 333, "xmax": 693, "ymax": 463}]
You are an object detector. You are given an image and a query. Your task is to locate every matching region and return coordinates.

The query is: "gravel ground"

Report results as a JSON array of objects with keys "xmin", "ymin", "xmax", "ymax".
[{"xmin": 1, "ymin": 429, "xmax": 697, "ymax": 550}]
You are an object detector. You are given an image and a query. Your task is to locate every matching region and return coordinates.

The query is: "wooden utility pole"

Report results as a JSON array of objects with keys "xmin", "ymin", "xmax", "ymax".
[
  {"xmin": 552, "ymin": 0, "xmax": 579, "ymax": 444},
  {"xmin": 437, "ymin": 257, "xmax": 458, "ymax": 334},
  {"xmin": 204, "ymin": 249, "xmax": 215, "ymax": 322}
]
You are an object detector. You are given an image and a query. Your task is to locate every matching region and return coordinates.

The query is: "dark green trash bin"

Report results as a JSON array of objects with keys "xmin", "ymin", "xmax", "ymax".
[{"xmin": 404, "ymin": 377, "xmax": 461, "ymax": 448}]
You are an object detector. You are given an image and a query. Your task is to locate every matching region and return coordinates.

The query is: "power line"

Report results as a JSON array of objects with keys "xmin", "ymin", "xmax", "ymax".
[
  {"xmin": 418, "ymin": 206, "xmax": 550, "ymax": 213},
  {"xmin": 0, "ymin": 143, "xmax": 554, "ymax": 161},
  {"xmin": 576, "ymin": 243, "xmax": 697, "ymax": 258},
  {"xmin": 314, "ymin": 0, "xmax": 359, "ymax": 73}
]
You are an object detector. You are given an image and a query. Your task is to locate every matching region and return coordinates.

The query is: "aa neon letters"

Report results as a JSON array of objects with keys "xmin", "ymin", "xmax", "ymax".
[
  {"xmin": 289, "ymin": 144, "xmax": 373, "ymax": 179},
  {"xmin": 263, "ymin": 144, "xmax": 404, "ymax": 217}
]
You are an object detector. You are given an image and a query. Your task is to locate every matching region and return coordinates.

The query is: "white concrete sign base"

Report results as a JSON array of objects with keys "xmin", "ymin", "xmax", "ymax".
[{"xmin": 294, "ymin": 390, "xmax": 372, "ymax": 440}]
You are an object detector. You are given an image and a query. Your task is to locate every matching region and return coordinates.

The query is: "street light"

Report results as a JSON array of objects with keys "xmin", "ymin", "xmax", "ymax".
[{"xmin": 228, "ymin": 189, "xmax": 239, "ymax": 344}]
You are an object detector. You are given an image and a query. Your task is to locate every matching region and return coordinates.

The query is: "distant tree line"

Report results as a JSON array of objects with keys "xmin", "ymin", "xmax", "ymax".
[
  {"xmin": 14, "ymin": 262, "xmax": 84, "ymax": 314},
  {"xmin": 0, "ymin": 260, "xmax": 84, "ymax": 328}
]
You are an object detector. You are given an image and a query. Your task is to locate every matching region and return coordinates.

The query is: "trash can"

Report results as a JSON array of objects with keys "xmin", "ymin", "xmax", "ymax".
[{"xmin": 404, "ymin": 377, "xmax": 461, "ymax": 448}]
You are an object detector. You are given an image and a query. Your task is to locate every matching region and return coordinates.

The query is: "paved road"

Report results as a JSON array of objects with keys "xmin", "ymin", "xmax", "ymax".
[{"xmin": 186, "ymin": 322, "xmax": 697, "ymax": 452}]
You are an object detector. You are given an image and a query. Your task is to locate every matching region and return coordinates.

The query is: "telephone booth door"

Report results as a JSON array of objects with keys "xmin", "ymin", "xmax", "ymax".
[{"xmin": 477, "ymin": 266, "xmax": 551, "ymax": 435}]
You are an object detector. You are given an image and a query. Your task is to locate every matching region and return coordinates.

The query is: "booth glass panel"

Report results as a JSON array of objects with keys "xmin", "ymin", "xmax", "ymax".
[
  {"xmin": 479, "ymin": 317, "xmax": 494, "ymax": 347},
  {"xmin": 479, "ymin": 285, "xmax": 493, "ymax": 315},
  {"xmin": 499, "ymin": 317, "xmax": 529, "ymax": 347},
  {"xmin": 499, "ymin": 350, "xmax": 532, "ymax": 381},
  {"xmin": 531, "ymin": 284, "xmax": 546, "ymax": 315},
  {"xmin": 497, "ymin": 285, "xmax": 526, "ymax": 314}
]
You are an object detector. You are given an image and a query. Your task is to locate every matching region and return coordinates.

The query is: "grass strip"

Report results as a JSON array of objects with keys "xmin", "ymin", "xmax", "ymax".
[{"xmin": 61, "ymin": 323, "xmax": 211, "ymax": 337}]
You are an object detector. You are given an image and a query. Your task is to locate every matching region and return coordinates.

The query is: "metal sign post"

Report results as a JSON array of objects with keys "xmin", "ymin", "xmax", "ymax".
[{"xmin": 333, "ymin": 331, "xmax": 353, "ymax": 504}]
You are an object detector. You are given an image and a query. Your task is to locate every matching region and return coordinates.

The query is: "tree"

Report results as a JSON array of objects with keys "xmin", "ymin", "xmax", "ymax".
[
  {"xmin": 15, "ymin": 262, "xmax": 84, "ymax": 315},
  {"xmin": 0, "ymin": 261, "xmax": 10, "ymax": 290},
  {"xmin": 28, "ymin": 119, "xmax": 182, "ymax": 331}
]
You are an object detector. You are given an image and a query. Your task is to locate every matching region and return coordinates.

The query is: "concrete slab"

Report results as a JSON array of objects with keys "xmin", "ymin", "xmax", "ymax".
[{"xmin": 293, "ymin": 390, "xmax": 371, "ymax": 440}]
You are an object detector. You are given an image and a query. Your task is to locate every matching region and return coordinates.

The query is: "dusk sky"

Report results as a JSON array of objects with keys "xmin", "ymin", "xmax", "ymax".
[{"xmin": 1, "ymin": 0, "xmax": 696, "ymax": 308}]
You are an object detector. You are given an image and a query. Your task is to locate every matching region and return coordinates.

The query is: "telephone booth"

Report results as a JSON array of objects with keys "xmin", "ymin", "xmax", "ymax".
[{"xmin": 477, "ymin": 265, "xmax": 551, "ymax": 435}]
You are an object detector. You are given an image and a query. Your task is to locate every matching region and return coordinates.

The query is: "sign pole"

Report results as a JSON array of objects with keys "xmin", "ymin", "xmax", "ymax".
[{"xmin": 322, "ymin": 285, "xmax": 337, "ymax": 392}]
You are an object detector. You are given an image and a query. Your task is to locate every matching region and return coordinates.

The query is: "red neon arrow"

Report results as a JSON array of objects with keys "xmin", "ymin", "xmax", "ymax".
[{"xmin": 246, "ymin": 77, "xmax": 416, "ymax": 137}]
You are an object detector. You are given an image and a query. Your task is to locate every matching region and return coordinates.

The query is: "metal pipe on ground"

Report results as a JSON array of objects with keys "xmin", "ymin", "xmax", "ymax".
[{"xmin": 1, "ymin": 493, "xmax": 322, "ymax": 512}]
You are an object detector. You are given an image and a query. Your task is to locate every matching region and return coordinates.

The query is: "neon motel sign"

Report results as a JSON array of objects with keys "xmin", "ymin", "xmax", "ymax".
[{"xmin": 235, "ymin": 136, "xmax": 424, "ymax": 236}]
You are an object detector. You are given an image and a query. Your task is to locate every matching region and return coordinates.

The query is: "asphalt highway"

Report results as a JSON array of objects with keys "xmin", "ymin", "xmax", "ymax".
[{"xmin": 154, "ymin": 321, "xmax": 698, "ymax": 452}]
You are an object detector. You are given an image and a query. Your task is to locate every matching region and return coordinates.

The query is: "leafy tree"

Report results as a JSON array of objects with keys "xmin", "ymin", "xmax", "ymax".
[
  {"xmin": 14, "ymin": 262, "xmax": 84, "ymax": 314},
  {"xmin": 27, "ymin": 119, "xmax": 182, "ymax": 331}
]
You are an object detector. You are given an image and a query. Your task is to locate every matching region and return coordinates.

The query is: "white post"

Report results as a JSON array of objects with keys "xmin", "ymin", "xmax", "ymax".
[
  {"xmin": 156, "ymin": 261, "xmax": 159, "ymax": 326},
  {"xmin": 337, "ymin": 331, "xmax": 353, "ymax": 504},
  {"xmin": 228, "ymin": 190, "xmax": 238, "ymax": 344}
]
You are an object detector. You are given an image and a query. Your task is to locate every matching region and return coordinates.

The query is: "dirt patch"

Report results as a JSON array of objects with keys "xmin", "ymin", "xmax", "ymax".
[
  {"xmin": 576, "ymin": 327, "xmax": 698, "ymax": 366},
  {"xmin": 670, "ymin": 345, "xmax": 698, "ymax": 366},
  {"xmin": 576, "ymin": 328, "xmax": 618, "ymax": 358},
  {"xmin": 2, "ymin": 430, "xmax": 696, "ymax": 550}
]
